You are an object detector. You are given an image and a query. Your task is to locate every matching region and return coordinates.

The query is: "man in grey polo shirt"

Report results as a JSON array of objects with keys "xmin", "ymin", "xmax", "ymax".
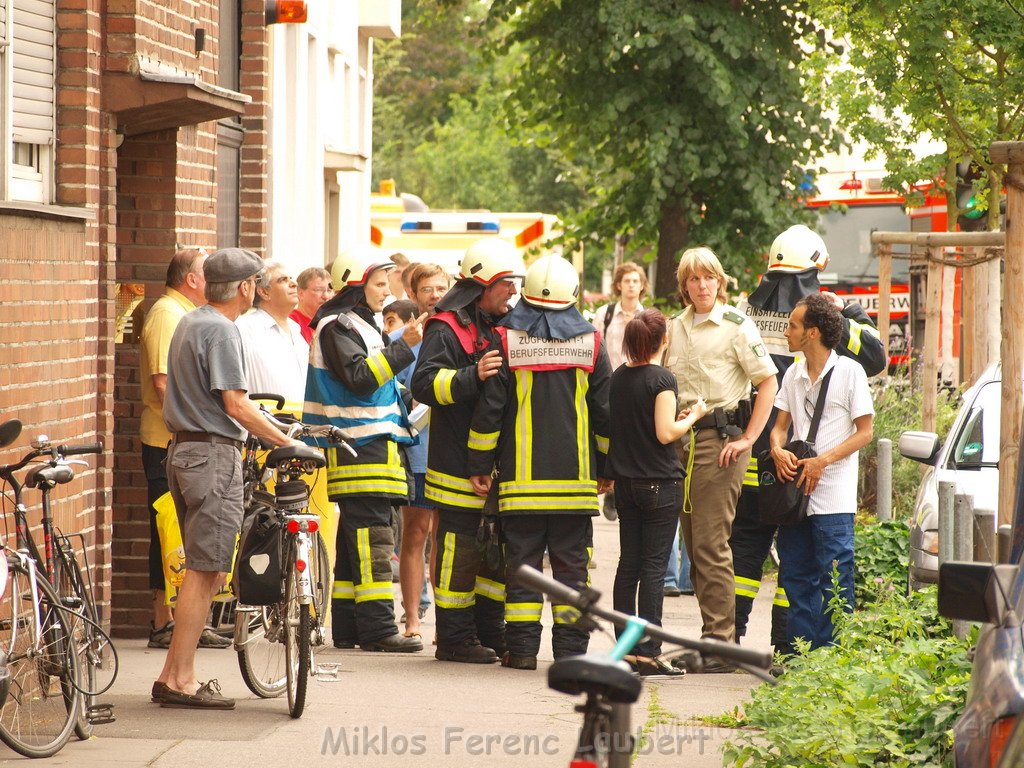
[{"xmin": 153, "ymin": 247, "xmax": 303, "ymax": 710}]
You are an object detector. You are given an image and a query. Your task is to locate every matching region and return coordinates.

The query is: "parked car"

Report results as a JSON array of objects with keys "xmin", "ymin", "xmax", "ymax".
[{"xmin": 899, "ymin": 364, "xmax": 1003, "ymax": 590}]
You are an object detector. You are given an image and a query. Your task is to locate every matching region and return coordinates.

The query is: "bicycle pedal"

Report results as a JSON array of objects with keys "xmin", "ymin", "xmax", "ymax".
[
  {"xmin": 87, "ymin": 703, "xmax": 115, "ymax": 725},
  {"xmin": 314, "ymin": 663, "xmax": 342, "ymax": 680}
]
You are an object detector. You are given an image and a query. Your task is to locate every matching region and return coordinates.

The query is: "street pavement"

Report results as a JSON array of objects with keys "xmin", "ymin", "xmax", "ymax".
[{"xmin": 28, "ymin": 515, "xmax": 775, "ymax": 767}]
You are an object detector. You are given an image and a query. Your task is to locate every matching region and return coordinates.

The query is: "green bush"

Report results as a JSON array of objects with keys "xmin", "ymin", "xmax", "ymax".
[
  {"xmin": 855, "ymin": 518, "xmax": 910, "ymax": 605},
  {"xmin": 722, "ymin": 586, "xmax": 973, "ymax": 768},
  {"xmin": 859, "ymin": 375, "xmax": 959, "ymax": 519}
]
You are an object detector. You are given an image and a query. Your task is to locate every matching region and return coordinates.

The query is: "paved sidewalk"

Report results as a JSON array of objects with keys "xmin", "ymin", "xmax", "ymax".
[{"xmin": 37, "ymin": 516, "xmax": 775, "ymax": 767}]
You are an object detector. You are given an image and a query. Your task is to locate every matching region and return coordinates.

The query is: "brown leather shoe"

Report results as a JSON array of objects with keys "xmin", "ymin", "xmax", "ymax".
[
  {"xmin": 159, "ymin": 679, "xmax": 235, "ymax": 710},
  {"xmin": 151, "ymin": 681, "xmax": 171, "ymax": 703}
]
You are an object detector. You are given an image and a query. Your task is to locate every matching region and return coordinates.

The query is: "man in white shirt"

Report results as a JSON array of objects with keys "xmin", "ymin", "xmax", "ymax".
[
  {"xmin": 236, "ymin": 260, "xmax": 309, "ymax": 408},
  {"xmin": 769, "ymin": 293, "xmax": 874, "ymax": 650}
]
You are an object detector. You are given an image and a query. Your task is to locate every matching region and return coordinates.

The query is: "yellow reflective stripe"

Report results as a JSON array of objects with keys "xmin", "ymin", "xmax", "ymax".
[
  {"xmin": 468, "ymin": 429, "xmax": 499, "ymax": 452},
  {"xmin": 505, "ymin": 602, "xmax": 543, "ymax": 622},
  {"xmin": 426, "ymin": 469, "xmax": 476, "ymax": 493},
  {"xmin": 594, "ymin": 434, "xmax": 609, "ymax": 454},
  {"xmin": 435, "ymin": 587, "xmax": 475, "ymax": 609},
  {"xmin": 682, "ymin": 429, "xmax": 696, "ymax": 514},
  {"xmin": 500, "ymin": 480, "xmax": 598, "ymax": 493},
  {"xmin": 475, "ymin": 576, "xmax": 505, "ymax": 602},
  {"xmin": 576, "ymin": 368, "xmax": 590, "ymax": 480},
  {"xmin": 515, "ymin": 369, "xmax": 533, "ymax": 482},
  {"xmin": 354, "ymin": 581, "xmax": 394, "ymax": 603},
  {"xmin": 586, "ymin": 547, "xmax": 593, "ymax": 587},
  {"xmin": 735, "ymin": 575, "xmax": 760, "ymax": 599},
  {"xmin": 365, "ymin": 352, "xmax": 394, "ymax": 387},
  {"xmin": 498, "ymin": 496, "xmax": 599, "ymax": 513},
  {"xmin": 356, "ymin": 528, "xmax": 373, "ymax": 585},
  {"xmin": 328, "ymin": 463, "xmax": 407, "ymax": 479},
  {"xmin": 552, "ymin": 604, "xmax": 581, "ymax": 625},
  {"xmin": 847, "ymin": 322, "xmax": 863, "ymax": 355},
  {"xmin": 773, "ymin": 587, "xmax": 789, "ymax": 608},
  {"xmin": 329, "ymin": 479, "xmax": 409, "ymax": 495},
  {"xmin": 424, "ymin": 485, "xmax": 486, "ymax": 509},
  {"xmin": 433, "ymin": 369, "xmax": 457, "ymax": 405},
  {"xmin": 332, "ymin": 580, "xmax": 355, "ymax": 599},
  {"xmin": 438, "ymin": 532, "xmax": 456, "ymax": 591}
]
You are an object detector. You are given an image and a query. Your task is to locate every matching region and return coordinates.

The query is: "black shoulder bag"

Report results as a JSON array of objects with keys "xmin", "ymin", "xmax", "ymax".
[{"xmin": 757, "ymin": 368, "xmax": 834, "ymax": 526}]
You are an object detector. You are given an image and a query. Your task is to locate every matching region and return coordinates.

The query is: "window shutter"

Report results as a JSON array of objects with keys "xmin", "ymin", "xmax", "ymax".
[{"xmin": 12, "ymin": 0, "xmax": 55, "ymax": 144}]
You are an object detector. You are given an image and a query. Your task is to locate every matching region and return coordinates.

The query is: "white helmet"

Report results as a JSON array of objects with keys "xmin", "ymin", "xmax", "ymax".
[
  {"xmin": 331, "ymin": 245, "xmax": 394, "ymax": 288},
  {"xmin": 459, "ymin": 239, "xmax": 524, "ymax": 285},
  {"xmin": 767, "ymin": 225, "xmax": 829, "ymax": 272},
  {"xmin": 521, "ymin": 255, "xmax": 579, "ymax": 310}
]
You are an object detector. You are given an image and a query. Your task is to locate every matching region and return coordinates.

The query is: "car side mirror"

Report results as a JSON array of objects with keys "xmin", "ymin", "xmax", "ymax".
[
  {"xmin": 938, "ymin": 562, "xmax": 1020, "ymax": 625},
  {"xmin": 899, "ymin": 431, "xmax": 940, "ymax": 464}
]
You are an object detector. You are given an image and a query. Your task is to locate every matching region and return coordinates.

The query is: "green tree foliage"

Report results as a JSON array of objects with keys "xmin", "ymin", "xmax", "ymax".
[
  {"xmin": 806, "ymin": 0, "xmax": 1024, "ymax": 229},
  {"xmin": 483, "ymin": 0, "xmax": 842, "ymax": 298},
  {"xmin": 372, "ymin": 1, "xmax": 586, "ymax": 215}
]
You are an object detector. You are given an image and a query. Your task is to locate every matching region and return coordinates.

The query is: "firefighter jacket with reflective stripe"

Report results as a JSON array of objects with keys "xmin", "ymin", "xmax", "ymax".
[
  {"xmin": 410, "ymin": 311, "xmax": 499, "ymax": 511},
  {"xmin": 303, "ymin": 309, "xmax": 415, "ymax": 500},
  {"xmin": 466, "ymin": 329, "xmax": 611, "ymax": 515}
]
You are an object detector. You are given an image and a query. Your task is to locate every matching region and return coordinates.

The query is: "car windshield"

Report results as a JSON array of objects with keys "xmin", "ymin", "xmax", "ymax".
[{"xmin": 949, "ymin": 381, "xmax": 1000, "ymax": 468}]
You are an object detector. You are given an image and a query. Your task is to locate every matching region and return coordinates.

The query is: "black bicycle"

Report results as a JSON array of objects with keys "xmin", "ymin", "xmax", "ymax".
[
  {"xmin": 513, "ymin": 564, "xmax": 775, "ymax": 768},
  {"xmin": 0, "ymin": 420, "xmax": 117, "ymax": 757}
]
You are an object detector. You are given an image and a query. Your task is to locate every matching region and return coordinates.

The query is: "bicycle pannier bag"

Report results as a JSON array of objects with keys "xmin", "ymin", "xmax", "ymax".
[
  {"xmin": 757, "ymin": 369, "xmax": 834, "ymax": 527},
  {"xmin": 235, "ymin": 505, "xmax": 284, "ymax": 605}
]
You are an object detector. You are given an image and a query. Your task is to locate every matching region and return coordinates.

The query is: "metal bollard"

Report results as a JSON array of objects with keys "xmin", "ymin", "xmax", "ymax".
[
  {"xmin": 973, "ymin": 508, "xmax": 996, "ymax": 564},
  {"xmin": 952, "ymin": 492, "xmax": 975, "ymax": 640},
  {"xmin": 999, "ymin": 524, "xmax": 1013, "ymax": 564},
  {"xmin": 937, "ymin": 480, "xmax": 956, "ymax": 567},
  {"xmin": 876, "ymin": 438, "xmax": 892, "ymax": 521}
]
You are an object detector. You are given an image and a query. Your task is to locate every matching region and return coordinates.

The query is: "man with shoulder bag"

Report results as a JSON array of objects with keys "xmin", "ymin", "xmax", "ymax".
[{"xmin": 768, "ymin": 293, "xmax": 874, "ymax": 651}]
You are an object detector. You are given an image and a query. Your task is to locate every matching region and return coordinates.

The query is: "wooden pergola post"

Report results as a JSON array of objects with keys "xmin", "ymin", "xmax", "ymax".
[
  {"xmin": 991, "ymin": 142, "xmax": 1024, "ymax": 528},
  {"xmin": 922, "ymin": 247, "xmax": 943, "ymax": 433},
  {"xmin": 877, "ymin": 243, "xmax": 892, "ymax": 370}
]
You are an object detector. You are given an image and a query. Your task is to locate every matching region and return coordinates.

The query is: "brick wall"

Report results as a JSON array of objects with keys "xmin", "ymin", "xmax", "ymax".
[
  {"xmin": 108, "ymin": 1, "xmax": 271, "ymax": 635},
  {"xmin": 239, "ymin": 0, "xmax": 271, "ymax": 256}
]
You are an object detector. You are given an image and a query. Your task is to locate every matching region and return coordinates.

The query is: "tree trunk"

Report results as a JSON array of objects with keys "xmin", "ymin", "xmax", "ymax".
[{"xmin": 655, "ymin": 201, "xmax": 689, "ymax": 304}]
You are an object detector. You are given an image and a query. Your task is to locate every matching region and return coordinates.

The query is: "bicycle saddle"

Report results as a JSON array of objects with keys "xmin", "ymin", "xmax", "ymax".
[
  {"xmin": 548, "ymin": 655, "xmax": 642, "ymax": 704},
  {"xmin": 24, "ymin": 463, "xmax": 75, "ymax": 488},
  {"xmin": 266, "ymin": 443, "xmax": 326, "ymax": 468}
]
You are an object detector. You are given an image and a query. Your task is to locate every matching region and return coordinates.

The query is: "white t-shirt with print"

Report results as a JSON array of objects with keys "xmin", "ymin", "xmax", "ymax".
[{"xmin": 774, "ymin": 352, "xmax": 874, "ymax": 516}]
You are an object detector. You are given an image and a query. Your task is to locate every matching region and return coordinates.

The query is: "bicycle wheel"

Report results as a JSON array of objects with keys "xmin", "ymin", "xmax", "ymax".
[
  {"xmin": 236, "ymin": 604, "xmax": 287, "ymax": 698},
  {"xmin": 55, "ymin": 543, "xmax": 117, "ymax": 740},
  {"xmin": 576, "ymin": 697, "xmax": 633, "ymax": 768},
  {"xmin": 283, "ymin": 547, "xmax": 310, "ymax": 719},
  {"xmin": 0, "ymin": 560, "xmax": 80, "ymax": 758}
]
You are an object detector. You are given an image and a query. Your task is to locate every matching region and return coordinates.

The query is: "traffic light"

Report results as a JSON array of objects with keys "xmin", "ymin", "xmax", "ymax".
[
  {"xmin": 956, "ymin": 158, "xmax": 987, "ymax": 232},
  {"xmin": 265, "ymin": 1, "xmax": 307, "ymax": 25}
]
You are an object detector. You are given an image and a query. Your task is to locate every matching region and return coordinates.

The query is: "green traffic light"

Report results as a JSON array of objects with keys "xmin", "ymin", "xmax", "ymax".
[{"xmin": 962, "ymin": 194, "xmax": 985, "ymax": 220}]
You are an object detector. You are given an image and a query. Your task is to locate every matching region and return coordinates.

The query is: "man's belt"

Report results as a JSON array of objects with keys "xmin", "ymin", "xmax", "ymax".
[
  {"xmin": 174, "ymin": 431, "xmax": 243, "ymax": 451},
  {"xmin": 692, "ymin": 406, "xmax": 745, "ymax": 437}
]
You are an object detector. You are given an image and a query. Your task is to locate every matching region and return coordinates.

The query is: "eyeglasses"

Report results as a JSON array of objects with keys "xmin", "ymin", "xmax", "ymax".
[{"xmin": 417, "ymin": 286, "xmax": 448, "ymax": 296}]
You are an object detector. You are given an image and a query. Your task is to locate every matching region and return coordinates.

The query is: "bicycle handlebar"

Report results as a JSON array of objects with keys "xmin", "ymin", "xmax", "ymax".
[
  {"xmin": 257, "ymin": 407, "xmax": 358, "ymax": 457},
  {"xmin": 513, "ymin": 564, "xmax": 773, "ymax": 671},
  {"xmin": 58, "ymin": 442, "xmax": 102, "ymax": 457},
  {"xmin": 249, "ymin": 392, "xmax": 286, "ymax": 410}
]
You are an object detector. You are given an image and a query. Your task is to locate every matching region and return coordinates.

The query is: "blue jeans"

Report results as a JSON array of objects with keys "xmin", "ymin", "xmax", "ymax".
[
  {"xmin": 612, "ymin": 479, "xmax": 683, "ymax": 658},
  {"xmin": 777, "ymin": 513, "xmax": 855, "ymax": 650},
  {"xmin": 664, "ymin": 522, "xmax": 693, "ymax": 592}
]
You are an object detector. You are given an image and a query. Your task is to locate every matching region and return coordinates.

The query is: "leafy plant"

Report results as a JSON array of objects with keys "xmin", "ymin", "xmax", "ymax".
[
  {"xmin": 854, "ymin": 518, "xmax": 910, "ymax": 605},
  {"xmin": 723, "ymin": 585, "xmax": 973, "ymax": 767}
]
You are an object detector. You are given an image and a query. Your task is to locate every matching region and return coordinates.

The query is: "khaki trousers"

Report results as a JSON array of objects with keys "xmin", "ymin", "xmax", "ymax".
[{"xmin": 678, "ymin": 428, "xmax": 748, "ymax": 642}]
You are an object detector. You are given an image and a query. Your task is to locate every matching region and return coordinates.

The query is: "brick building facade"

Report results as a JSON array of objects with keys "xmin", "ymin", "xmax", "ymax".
[{"xmin": 0, "ymin": 0, "xmax": 397, "ymax": 636}]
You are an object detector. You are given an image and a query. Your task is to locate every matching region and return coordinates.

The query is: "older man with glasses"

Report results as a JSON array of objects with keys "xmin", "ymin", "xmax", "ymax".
[{"xmin": 290, "ymin": 266, "xmax": 334, "ymax": 343}]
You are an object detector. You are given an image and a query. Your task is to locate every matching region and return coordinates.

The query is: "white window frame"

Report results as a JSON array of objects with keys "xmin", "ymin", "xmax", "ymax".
[{"xmin": 0, "ymin": 0, "xmax": 56, "ymax": 203}]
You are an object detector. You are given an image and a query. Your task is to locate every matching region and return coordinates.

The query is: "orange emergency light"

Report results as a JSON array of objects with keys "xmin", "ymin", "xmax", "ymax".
[{"xmin": 265, "ymin": 0, "xmax": 308, "ymax": 24}]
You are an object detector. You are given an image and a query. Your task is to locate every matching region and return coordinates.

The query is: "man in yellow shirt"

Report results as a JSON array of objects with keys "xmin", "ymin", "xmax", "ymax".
[{"xmin": 140, "ymin": 248, "xmax": 228, "ymax": 649}]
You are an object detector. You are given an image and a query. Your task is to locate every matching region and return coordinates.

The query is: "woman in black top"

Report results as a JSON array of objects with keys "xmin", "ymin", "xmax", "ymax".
[{"xmin": 607, "ymin": 309, "xmax": 706, "ymax": 674}]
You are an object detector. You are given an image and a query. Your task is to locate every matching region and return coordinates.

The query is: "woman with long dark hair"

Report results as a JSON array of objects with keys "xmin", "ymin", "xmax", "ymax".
[{"xmin": 607, "ymin": 309, "xmax": 707, "ymax": 675}]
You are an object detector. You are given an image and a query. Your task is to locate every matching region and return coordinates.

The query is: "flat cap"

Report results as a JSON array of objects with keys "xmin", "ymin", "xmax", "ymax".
[{"xmin": 204, "ymin": 248, "xmax": 264, "ymax": 283}]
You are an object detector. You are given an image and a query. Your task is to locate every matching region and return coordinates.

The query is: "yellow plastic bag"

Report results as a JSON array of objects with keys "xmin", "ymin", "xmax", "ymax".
[{"xmin": 153, "ymin": 492, "xmax": 238, "ymax": 605}]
